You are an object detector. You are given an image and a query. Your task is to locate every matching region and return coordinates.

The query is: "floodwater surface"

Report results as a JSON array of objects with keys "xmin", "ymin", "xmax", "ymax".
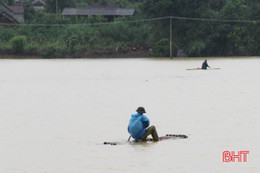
[{"xmin": 0, "ymin": 57, "xmax": 259, "ymax": 173}]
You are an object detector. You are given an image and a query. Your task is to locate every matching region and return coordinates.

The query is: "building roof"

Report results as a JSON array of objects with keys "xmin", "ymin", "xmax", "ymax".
[
  {"xmin": 0, "ymin": 3, "xmax": 19, "ymax": 24},
  {"xmin": 31, "ymin": 0, "xmax": 46, "ymax": 6},
  {"xmin": 33, "ymin": 6, "xmax": 44, "ymax": 10},
  {"xmin": 15, "ymin": 0, "xmax": 24, "ymax": 6},
  {"xmin": 7, "ymin": 5, "xmax": 24, "ymax": 14},
  {"xmin": 62, "ymin": 3, "xmax": 134, "ymax": 17},
  {"xmin": 87, "ymin": 3, "xmax": 120, "ymax": 9},
  {"xmin": 62, "ymin": 7, "xmax": 135, "ymax": 16}
]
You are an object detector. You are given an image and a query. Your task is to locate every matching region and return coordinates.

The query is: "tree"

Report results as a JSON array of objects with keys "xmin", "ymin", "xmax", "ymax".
[
  {"xmin": 8, "ymin": 0, "xmax": 14, "ymax": 5},
  {"xmin": 24, "ymin": 3, "xmax": 35, "ymax": 22},
  {"xmin": 140, "ymin": 0, "xmax": 216, "ymax": 56},
  {"xmin": 219, "ymin": 0, "xmax": 250, "ymax": 55},
  {"xmin": 0, "ymin": 0, "xmax": 14, "ymax": 5},
  {"xmin": 45, "ymin": 0, "xmax": 76, "ymax": 14},
  {"xmin": 0, "ymin": 0, "xmax": 6, "ymax": 4}
]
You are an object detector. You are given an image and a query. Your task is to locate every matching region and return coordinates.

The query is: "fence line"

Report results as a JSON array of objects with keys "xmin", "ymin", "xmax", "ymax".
[{"xmin": 0, "ymin": 16, "xmax": 259, "ymax": 27}]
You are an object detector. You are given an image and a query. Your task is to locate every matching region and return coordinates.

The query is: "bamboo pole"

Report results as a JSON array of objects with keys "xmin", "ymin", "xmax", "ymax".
[{"xmin": 170, "ymin": 17, "xmax": 173, "ymax": 59}]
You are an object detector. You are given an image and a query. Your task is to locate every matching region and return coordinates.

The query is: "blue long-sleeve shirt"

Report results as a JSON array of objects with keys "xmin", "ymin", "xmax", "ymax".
[{"xmin": 128, "ymin": 113, "xmax": 150, "ymax": 140}]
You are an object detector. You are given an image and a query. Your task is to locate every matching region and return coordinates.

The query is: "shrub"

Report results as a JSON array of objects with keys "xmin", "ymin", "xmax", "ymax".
[
  {"xmin": 42, "ymin": 45, "xmax": 56, "ymax": 58},
  {"xmin": 153, "ymin": 38, "xmax": 170, "ymax": 57},
  {"xmin": 68, "ymin": 35, "xmax": 79, "ymax": 54},
  {"xmin": 41, "ymin": 43, "xmax": 70, "ymax": 58},
  {"xmin": 10, "ymin": 35, "xmax": 27, "ymax": 54},
  {"xmin": 0, "ymin": 27, "xmax": 16, "ymax": 42},
  {"xmin": 25, "ymin": 43, "xmax": 38, "ymax": 55}
]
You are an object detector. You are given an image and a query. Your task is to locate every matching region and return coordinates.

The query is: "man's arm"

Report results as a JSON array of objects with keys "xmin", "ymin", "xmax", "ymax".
[{"xmin": 143, "ymin": 116, "xmax": 150, "ymax": 128}]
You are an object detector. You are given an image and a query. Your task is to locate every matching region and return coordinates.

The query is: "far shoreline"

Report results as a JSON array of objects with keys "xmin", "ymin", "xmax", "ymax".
[{"xmin": 0, "ymin": 54, "xmax": 259, "ymax": 60}]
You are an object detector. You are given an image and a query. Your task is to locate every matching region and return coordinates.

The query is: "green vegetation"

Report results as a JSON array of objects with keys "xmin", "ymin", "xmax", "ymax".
[
  {"xmin": 10, "ymin": 35, "xmax": 27, "ymax": 54},
  {"xmin": 0, "ymin": 0, "xmax": 260, "ymax": 58}
]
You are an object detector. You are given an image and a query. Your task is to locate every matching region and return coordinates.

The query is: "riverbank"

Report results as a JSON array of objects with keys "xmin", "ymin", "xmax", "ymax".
[{"xmin": 0, "ymin": 48, "xmax": 152, "ymax": 59}]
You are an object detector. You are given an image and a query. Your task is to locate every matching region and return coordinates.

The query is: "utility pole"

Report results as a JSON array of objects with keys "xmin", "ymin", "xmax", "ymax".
[{"xmin": 170, "ymin": 17, "xmax": 173, "ymax": 59}]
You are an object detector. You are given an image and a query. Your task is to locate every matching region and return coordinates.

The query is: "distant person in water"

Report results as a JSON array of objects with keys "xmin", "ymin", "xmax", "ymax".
[
  {"xmin": 128, "ymin": 107, "xmax": 159, "ymax": 141},
  {"xmin": 201, "ymin": 59, "xmax": 210, "ymax": 69}
]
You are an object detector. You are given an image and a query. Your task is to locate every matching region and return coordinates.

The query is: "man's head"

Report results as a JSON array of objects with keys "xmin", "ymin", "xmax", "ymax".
[{"xmin": 136, "ymin": 107, "xmax": 146, "ymax": 114}]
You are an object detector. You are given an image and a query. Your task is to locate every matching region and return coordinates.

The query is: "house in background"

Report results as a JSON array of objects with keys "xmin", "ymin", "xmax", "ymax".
[
  {"xmin": 62, "ymin": 3, "xmax": 135, "ymax": 22},
  {"xmin": 7, "ymin": 4, "xmax": 24, "ymax": 22},
  {"xmin": 0, "ymin": 3, "xmax": 21, "ymax": 24},
  {"xmin": 31, "ymin": 0, "xmax": 45, "ymax": 11}
]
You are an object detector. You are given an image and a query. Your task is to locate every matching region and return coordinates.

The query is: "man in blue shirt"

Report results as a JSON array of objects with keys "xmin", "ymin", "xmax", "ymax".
[{"xmin": 128, "ymin": 107, "xmax": 159, "ymax": 141}]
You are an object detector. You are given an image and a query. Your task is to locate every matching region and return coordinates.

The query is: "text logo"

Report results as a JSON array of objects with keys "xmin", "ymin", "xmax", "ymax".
[{"xmin": 223, "ymin": 151, "xmax": 249, "ymax": 162}]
